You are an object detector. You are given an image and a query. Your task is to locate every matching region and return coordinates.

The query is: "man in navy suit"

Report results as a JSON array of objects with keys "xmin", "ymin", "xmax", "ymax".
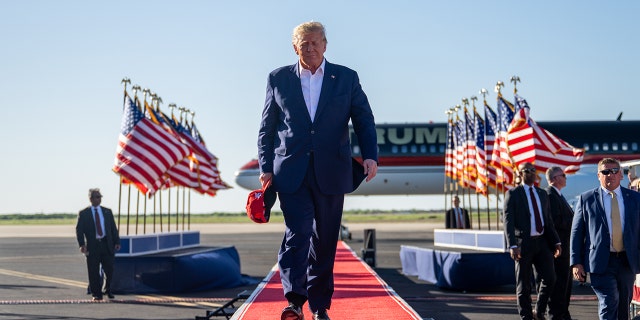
[
  {"xmin": 571, "ymin": 158, "xmax": 640, "ymax": 320},
  {"xmin": 504, "ymin": 162, "xmax": 561, "ymax": 320},
  {"xmin": 258, "ymin": 21, "xmax": 378, "ymax": 320},
  {"xmin": 76, "ymin": 188, "xmax": 120, "ymax": 301}
]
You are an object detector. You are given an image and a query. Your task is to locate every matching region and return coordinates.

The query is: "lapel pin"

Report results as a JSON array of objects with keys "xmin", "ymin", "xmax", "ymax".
[{"xmin": 331, "ymin": 75, "xmax": 335, "ymax": 79}]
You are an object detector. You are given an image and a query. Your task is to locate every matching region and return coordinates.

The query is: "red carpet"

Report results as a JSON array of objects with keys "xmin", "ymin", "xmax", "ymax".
[{"xmin": 232, "ymin": 241, "xmax": 422, "ymax": 320}]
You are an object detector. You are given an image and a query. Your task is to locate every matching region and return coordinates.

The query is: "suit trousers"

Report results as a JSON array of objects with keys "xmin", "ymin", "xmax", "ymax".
[
  {"xmin": 277, "ymin": 155, "xmax": 345, "ymax": 313},
  {"xmin": 548, "ymin": 232, "xmax": 572, "ymax": 320},
  {"xmin": 516, "ymin": 237, "xmax": 556, "ymax": 319},
  {"xmin": 86, "ymin": 239, "xmax": 115, "ymax": 297},
  {"xmin": 590, "ymin": 253, "xmax": 634, "ymax": 320}
]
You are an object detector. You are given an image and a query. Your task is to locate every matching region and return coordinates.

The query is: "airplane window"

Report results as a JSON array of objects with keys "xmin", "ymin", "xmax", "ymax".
[
  {"xmin": 392, "ymin": 146, "xmax": 398, "ymax": 154},
  {"xmin": 411, "ymin": 145, "xmax": 417, "ymax": 153},
  {"xmin": 401, "ymin": 145, "xmax": 408, "ymax": 153},
  {"xmin": 593, "ymin": 143, "xmax": 600, "ymax": 151},
  {"xmin": 583, "ymin": 143, "xmax": 590, "ymax": 151},
  {"xmin": 612, "ymin": 143, "xmax": 619, "ymax": 151},
  {"xmin": 622, "ymin": 143, "xmax": 629, "ymax": 151},
  {"xmin": 602, "ymin": 143, "xmax": 609, "ymax": 151},
  {"xmin": 633, "ymin": 143, "xmax": 638, "ymax": 151},
  {"xmin": 439, "ymin": 145, "xmax": 445, "ymax": 153},
  {"xmin": 420, "ymin": 145, "xmax": 427, "ymax": 153},
  {"xmin": 430, "ymin": 145, "xmax": 436, "ymax": 153}
]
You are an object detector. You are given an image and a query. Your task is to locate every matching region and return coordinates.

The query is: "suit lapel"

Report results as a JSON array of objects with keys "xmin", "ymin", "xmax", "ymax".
[
  {"xmin": 314, "ymin": 61, "xmax": 335, "ymax": 122},
  {"xmin": 622, "ymin": 188, "xmax": 636, "ymax": 234},
  {"xmin": 594, "ymin": 188, "xmax": 609, "ymax": 227},
  {"xmin": 517, "ymin": 186, "xmax": 532, "ymax": 233}
]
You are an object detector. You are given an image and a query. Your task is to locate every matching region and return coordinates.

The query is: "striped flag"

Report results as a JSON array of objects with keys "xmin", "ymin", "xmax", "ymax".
[
  {"xmin": 167, "ymin": 122, "xmax": 219, "ymax": 194},
  {"xmin": 113, "ymin": 96, "xmax": 189, "ymax": 195},
  {"xmin": 506, "ymin": 96, "xmax": 535, "ymax": 165},
  {"xmin": 444, "ymin": 119, "xmax": 455, "ymax": 179},
  {"xmin": 192, "ymin": 123, "xmax": 231, "ymax": 190},
  {"xmin": 455, "ymin": 117, "xmax": 466, "ymax": 186},
  {"xmin": 491, "ymin": 95, "xmax": 515, "ymax": 184},
  {"xmin": 506, "ymin": 94, "xmax": 584, "ymax": 175},
  {"xmin": 474, "ymin": 108, "xmax": 487, "ymax": 195},
  {"xmin": 464, "ymin": 108, "xmax": 477, "ymax": 181},
  {"xmin": 483, "ymin": 103, "xmax": 500, "ymax": 191}
]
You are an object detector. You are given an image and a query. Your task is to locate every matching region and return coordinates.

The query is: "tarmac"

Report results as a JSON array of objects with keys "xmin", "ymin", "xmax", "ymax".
[{"xmin": 0, "ymin": 222, "xmax": 601, "ymax": 320}]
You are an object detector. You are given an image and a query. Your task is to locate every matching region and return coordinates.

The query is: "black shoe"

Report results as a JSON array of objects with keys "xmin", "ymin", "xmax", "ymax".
[
  {"xmin": 312, "ymin": 310, "xmax": 330, "ymax": 320},
  {"xmin": 103, "ymin": 291, "xmax": 114, "ymax": 299},
  {"xmin": 281, "ymin": 303, "xmax": 304, "ymax": 320}
]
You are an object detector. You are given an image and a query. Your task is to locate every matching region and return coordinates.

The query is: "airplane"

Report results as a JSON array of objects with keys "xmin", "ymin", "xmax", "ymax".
[{"xmin": 235, "ymin": 120, "xmax": 640, "ymax": 201}]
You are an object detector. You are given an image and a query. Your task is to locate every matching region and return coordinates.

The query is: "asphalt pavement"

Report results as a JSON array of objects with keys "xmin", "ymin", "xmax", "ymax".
[{"xmin": 0, "ymin": 222, "xmax": 601, "ymax": 319}]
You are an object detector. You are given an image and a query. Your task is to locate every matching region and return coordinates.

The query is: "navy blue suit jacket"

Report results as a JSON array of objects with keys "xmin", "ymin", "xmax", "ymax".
[
  {"xmin": 570, "ymin": 186, "xmax": 640, "ymax": 274},
  {"xmin": 258, "ymin": 61, "xmax": 378, "ymax": 194}
]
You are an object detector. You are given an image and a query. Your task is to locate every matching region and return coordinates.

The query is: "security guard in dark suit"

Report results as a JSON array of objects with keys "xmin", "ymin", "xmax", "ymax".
[{"xmin": 76, "ymin": 188, "xmax": 120, "ymax": 300}]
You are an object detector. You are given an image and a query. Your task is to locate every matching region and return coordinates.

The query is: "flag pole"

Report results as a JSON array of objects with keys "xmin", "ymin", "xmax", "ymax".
[
  {"xmin": 444, "ymin": 109, "xmax": 453, "ymax": 214},
  {"xmin": 510, "ymin": 75, "xmax": 520, "ymax": 95},
  {"xmin": 182, "ymin": 186, "xmax": 186, "ymax": 231},
  {"xmin": 188, "ymin": 110, "xmax": 196, "ymax": 229},
  {"xmin": 118, "ymin": 78, "xmax": 131, "ymax": 229},
  {"xmin": 494, "ymin": 81, "xmax": 505, "ymax": 230},
  {"xmin": 135, "ymin": 189, "xmax": 140, "ymax": 235},
  {"xmin": 177, "ymin": 106, "xmax": 189, "ymax": 232}
]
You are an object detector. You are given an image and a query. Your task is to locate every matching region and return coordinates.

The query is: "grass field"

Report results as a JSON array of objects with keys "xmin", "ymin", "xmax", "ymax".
[{"xmin": 0, "ymin": 210, "xmax": 451, "ymax": 225}]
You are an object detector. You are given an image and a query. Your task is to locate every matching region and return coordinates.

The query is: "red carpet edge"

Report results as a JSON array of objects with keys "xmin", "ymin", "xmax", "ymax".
[{"xmin": 231, "ymin": 241, "xmax": 422, "ymax": 320}]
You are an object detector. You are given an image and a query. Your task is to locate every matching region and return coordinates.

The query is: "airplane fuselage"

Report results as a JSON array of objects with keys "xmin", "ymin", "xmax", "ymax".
[{"xmin": 235, "ymin": 121, "xmax": 640, "ymax": 200}]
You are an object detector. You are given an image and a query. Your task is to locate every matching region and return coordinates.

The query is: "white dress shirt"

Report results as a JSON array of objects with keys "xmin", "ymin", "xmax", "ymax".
[
  {"xmin": 525, "ymin": 185, "xmax": 544, "ymax": 237},
  {"xmin": 299, "ymin": 59, "xmax": 325, "ymax": 122},
  {"xmin": 92, "ymin": 206, "xmax": 106, "ymax": 239}
]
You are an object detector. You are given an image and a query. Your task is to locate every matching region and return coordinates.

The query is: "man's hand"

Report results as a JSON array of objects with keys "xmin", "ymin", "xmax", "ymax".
[
  {"xmin": 554, "ymin": 244, "xmax": 562, "ymax": 258},
  {"xmin": 510, "ymin": 247, "xmax": 521, "ymax": 261},
  {"xmin": 363, "ymin": 159, "xmax": 378, "ymax": 182},
  {"xmin": 259, "ymin": 172, "xmax": 273, "ymax": 189},
  {"xmin": 79, "ymin": 245, "xmax": 87, "ymax": 254},
  {"xmin": 572, "ymin": 264, "xmax": 587, "ymax": 282}
]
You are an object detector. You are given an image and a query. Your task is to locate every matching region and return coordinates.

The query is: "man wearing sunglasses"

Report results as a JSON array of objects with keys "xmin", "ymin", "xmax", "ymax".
[
  {"xmin": 504, "ymin": 162, "xmax": 562, "ymax": 320},
  {"xmin": 570, "ymin": 158, "xmax": 640, "ymax": 320},
  {"xmin": 544, "ymin": 166, "xmax": 574, "ymax": 320}
]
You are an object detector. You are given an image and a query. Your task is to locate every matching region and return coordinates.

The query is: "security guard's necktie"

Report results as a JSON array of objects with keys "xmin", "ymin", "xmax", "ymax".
[{"xmin": 609, "ymin": 192, "xmax": 624, "ymax": 252}]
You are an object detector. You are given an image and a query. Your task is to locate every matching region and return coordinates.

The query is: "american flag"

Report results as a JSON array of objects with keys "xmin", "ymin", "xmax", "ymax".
[
  {"xmin": 531, "ymin": 125, "xmax": 584, "ymax": 174},
  {"xmin": 455, "ymin": 117, "xmax": 466, "ymax": 186},
  {"xmin": 506, "ymin": 95, "xmax": 535, "ymax": 166},
  {"xmin": 113, "ymin": 96, "xmax": 189, "ymax": 195},
  {"xmin": 167, "ymin": 122, "xmax": 220, "ymax": 194},
  {"xmin": 444, "ymin": 119, "xmax": 455, "ymax": 178},
  {"xmin": 192, "ymin": 124, "xmax": 231, "ymax": 190},
  {"xmin": 483, "ymin": 102, "xmax": 500, "ymax": 191},
  {"xmin": 474, "ymin": 109, "xmax": 487, "ymax": 195},
  {"xmin": 464, "ymin": 108, "xmax": 477, "ymax": 181},
  {"xmin": 491, "ymin": 95, "xmax": 515, "ymax": 184},
  {"xmin": 507, "ymin": 94, "xmax": 584, "ymax": 175}
]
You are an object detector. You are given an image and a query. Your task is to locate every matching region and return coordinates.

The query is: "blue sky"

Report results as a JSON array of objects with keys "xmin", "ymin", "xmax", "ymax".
[{"xmin": 1, "ymin": 1, "xmax": 638, "ymax": 214}]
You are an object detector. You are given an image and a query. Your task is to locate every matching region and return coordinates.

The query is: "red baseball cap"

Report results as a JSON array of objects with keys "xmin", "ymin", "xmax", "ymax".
[{"xmin": 246, "ymin": 185, "xmax": 276, "ymax": 223}]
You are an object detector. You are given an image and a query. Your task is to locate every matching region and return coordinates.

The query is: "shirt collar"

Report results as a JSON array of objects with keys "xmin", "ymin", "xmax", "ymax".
[
  {"xmin": 299, "ymin": 59, "xmax": 326, "ymax": 76},
  {"xmin": 601, "ymin": 186, "xmax": 622, "ymax": 196}
]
